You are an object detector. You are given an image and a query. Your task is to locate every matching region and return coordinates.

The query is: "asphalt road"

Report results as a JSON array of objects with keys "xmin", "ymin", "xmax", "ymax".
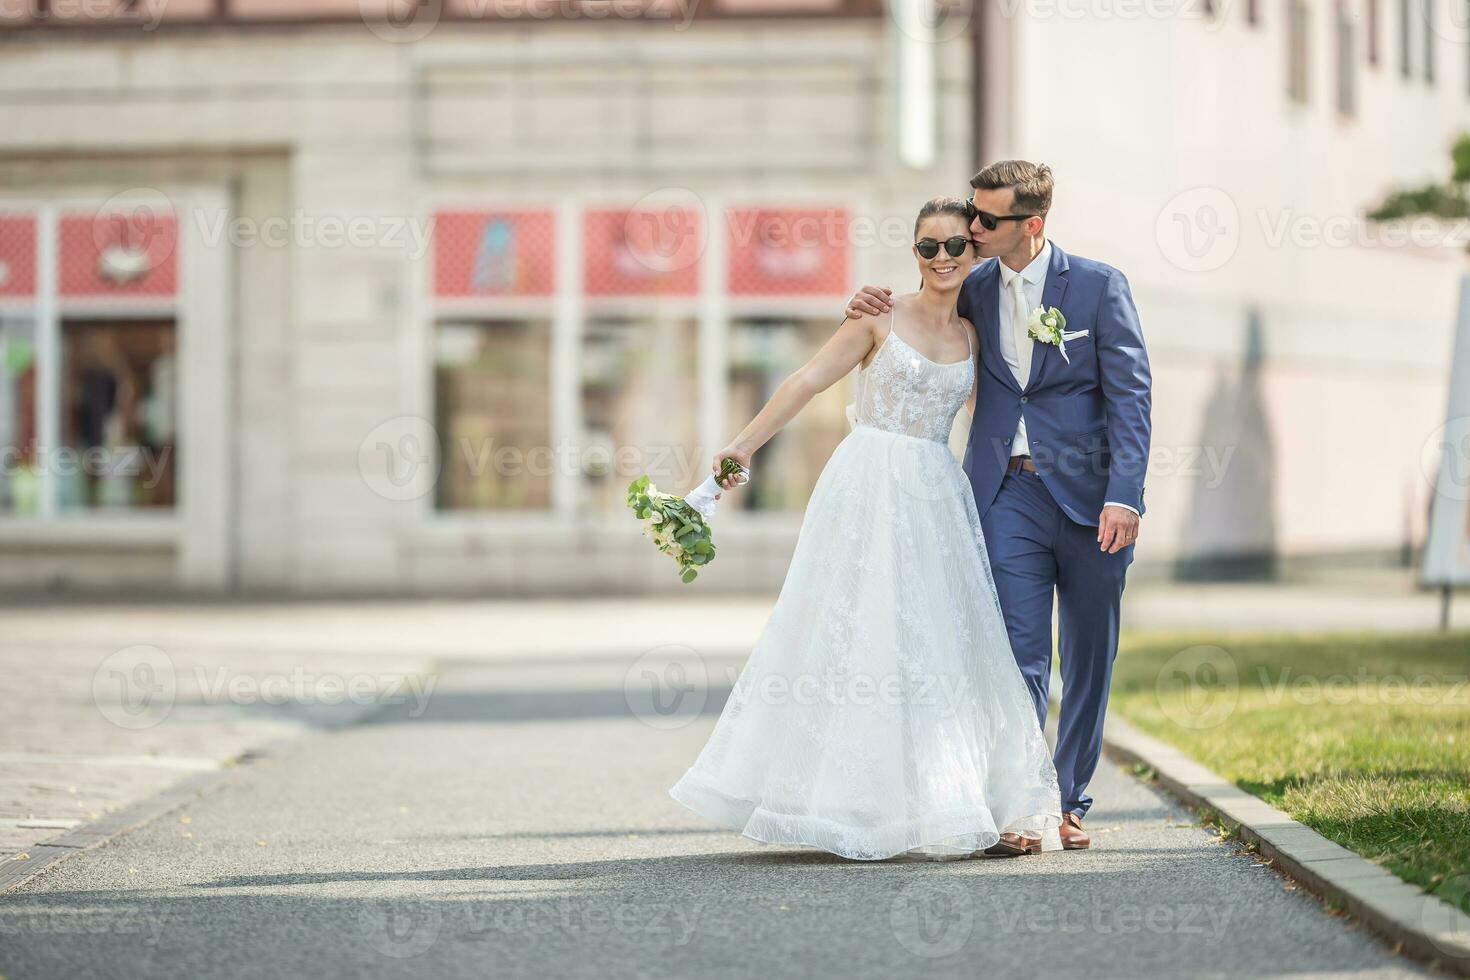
[{"xmin": 0, "ymin": 654, "xmax": 1432, "ymax": 980}]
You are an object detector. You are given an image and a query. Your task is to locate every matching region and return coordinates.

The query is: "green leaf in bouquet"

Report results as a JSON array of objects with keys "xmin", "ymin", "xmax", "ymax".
[{"xmin": 681, "ymin": 568, "xmax": 698, "ymax": 584}]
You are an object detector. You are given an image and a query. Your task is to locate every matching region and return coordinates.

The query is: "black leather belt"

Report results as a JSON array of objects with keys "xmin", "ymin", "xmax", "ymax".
[{"xmin": 1006, "ymin": 455, "xmax": 1037, "ymax": 474}]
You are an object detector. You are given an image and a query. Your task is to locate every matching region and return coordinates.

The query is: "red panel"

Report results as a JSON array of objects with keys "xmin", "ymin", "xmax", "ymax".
[
  {"xmin": 727, "ymin": 207, "xmax": 850, "ymax": 297},
  {"xmin": 0, "ymin": 215, "xmax": 36, "ymax": 299},
  {"xmin": 433, "ymin": 210, "xmax": 555, "ymax": 299},
  {"xmin": 583, "ymin": 207, "xmax": 701, "ymax": 297},
  {"xmin": 60, "ymin": 209, "xmax": 178, "ymax": 299}
]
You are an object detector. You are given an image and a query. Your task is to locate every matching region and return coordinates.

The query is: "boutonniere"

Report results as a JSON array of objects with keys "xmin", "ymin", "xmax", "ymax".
[{"xmin": 1026, "ymin": 306, "xmax": 1090, "ymax": 364}]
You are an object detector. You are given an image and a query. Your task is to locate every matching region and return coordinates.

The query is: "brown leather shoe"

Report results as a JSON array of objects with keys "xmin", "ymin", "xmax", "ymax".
[
  {"xmin": 1059, "ymin": 811, "xmax": 1090, "ymax": 850},
  {"xmin": 982, "ymin": 832, "xmax": 1042, "ymax": 857}
]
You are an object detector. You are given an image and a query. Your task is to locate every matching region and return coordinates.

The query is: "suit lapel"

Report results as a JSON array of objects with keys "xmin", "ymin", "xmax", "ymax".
[{"xmin": 1025, "ymin": 242, "xmax": 1070, "ymax": 391}]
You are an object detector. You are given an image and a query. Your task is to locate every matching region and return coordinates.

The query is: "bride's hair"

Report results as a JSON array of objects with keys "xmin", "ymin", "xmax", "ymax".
[
  {"xmin": 914, "ymin": 196, "xmax": 972, "ymax": 237},
  {"xmin": 914, "ymin": 197, "xmax": 974, "ymax": 291}
]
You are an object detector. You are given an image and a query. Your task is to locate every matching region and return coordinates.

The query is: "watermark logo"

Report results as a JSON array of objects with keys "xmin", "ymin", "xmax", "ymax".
[
  {"xmin": 890, "ymin": 0, "xmax": 976, "ymax": 43},
  {"xmin": 93, "ymin": 188, "xmax": 178, "ymax": 281},
  {"xmin": 360, "ymin": 0, "xmax": 443, "ymax": 43},
  {"xmin": 890, "ymin": 879, "xmax": 974, "ymax": 958},
  {"xmin": 624, "ymin": 644, "xmax": 709, "ymax": 730},
  {"xmin": 359, "ymin": 899, "xmax": 443, "ymax": 958},
  {"xmin": 1420, "ymin": 416, "xmax": 1470, "ymax": 503},
  {"xmin": 623, "ymin": 188, "xmax": 709, "ymax": 275},
  {"xmin": 92, "ymin": 644, "xmax": 177, "ymax": 730},
  {"xmin": 359, "ymin": 415, "xmax": 441, "ymax": 502},
  {"xmin": 1421, "ymin": 872, "xmax": 1470, "ymax": 960},
  {"xmin": 1155, "ymin": 187, "xmax": 1240, "ymax": 273},
  {"xmin": 1155, "ymin": 644, "xmax": 1238, "ymax": 730}
]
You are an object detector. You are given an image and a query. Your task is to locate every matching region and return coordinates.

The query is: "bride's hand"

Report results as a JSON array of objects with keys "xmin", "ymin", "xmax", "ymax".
[{"xmin": 712, "ymin": 446, "xmax": 753, "ymax": 490}]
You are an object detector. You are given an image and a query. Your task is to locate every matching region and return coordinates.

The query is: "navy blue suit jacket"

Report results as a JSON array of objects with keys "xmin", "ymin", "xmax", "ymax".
[{"xmin": 959, "ymin": 242, "xmax": 1152, "ymax": 526}]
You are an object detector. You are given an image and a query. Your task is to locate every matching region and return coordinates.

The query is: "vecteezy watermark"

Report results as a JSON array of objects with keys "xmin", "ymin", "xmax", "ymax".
[
  {"xmin": 1252, "ymin": 666, "xmax": 1469, "ymax": 707},
  {"xmin": 359, "ymin": 415, "xmax": 442, "ymax": 503},
  {"xmin": 194, "ymin": 209, "xmax": 434, "ymax": 260},
  {"xmin": 994, "ymin": 0, "xmax": 1226, "ymax": 27},
  {"xmin": 459, "ymin": 898, "xmax": 705, "ymax": 946},
  {"xmin": 1, "ymin": 444, "xmax": 172, "ymax": 490},
  {"xmin": 94, "ymin": 187, "xmax": 435, "ymax": 264},
  {"xmin": 987, "ymin": 897, "xmax": 1234, "ymax": 941},
  {"xmin": 190, "ymin": 667, "xmax": 437, "ymax": 718},
  {"xmin": 356, "ymin": 0, "xmax": 703, "ymax": 42},
  {"xmin": 624, "ymin": 644, "xmax": 983, "ymax": 731},
  {"xmin": 91, "ymin": 646, "xmax": 437, "ymax": 730},
  {"xmin": 890, "ymin": 0, "xmax": 976, "ymax": 43},
  {"xmin": 2, "ymin": 0, "xmax": 171, "ymax": 30},
  {"xmin": 355, "ymin": 415, "xmax": 722, "ymax": 504},
  {"xmin": 0, "ymin": 906, "xmax": 174, "ymax": 947},
  {"xmin": 624, "ymin": 644, "xmax": 710, "ymax": 730},
  {"xmin": 1155, "ymin": 187, "xmax": 1241, "ymax": 273},
  {"xmin": 92, "ymin": 645, "xmax": 178, "ymax": 731},
  {"xmin": 622, "ymin": 187, "xmax": 710, "ymax": 274},
  {"xmin": 358, "ymin": 899, "xmax": 444, "ymax": 959},
  {"xmin": 357, "ymin": 898, "xmax": 707, "ymax": 959},
  {"xmin": 1421, "ymin": 872, "xmax": 1470, "ymax": 960},
  {"xmin": 1154, "ymin": 644, "xmax": 1239, "ymax": 730},
  {"xmin": 1420, "ymin": 416, "xmax": 1470, "ymax": 503},
  {"xmin": 890, "ymin": 879, "xmax": 975, "ymax": 958}
]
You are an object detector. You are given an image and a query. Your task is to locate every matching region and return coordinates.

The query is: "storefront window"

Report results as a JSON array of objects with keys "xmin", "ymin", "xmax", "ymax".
[
  {"xmin": 434, "ymin": 319, "xmax": 552, "ymax": 510},
  {"xmin": 58, "ymin": 319, "xmax": 177, "ymax": 511},
  {"xmin": 0, "ymin": 315, "xmax": 37, "ymax": 514},
  {"xmin": 580, "ymin": 316, "xmax": 699, "ymax": 514},
  {"xmin": 727, "ymin": 317, "xmax": 850, "ymax": 511}
]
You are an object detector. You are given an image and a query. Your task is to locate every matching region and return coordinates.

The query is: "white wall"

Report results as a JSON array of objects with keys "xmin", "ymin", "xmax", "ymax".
[{"xmin": 987, "ymin": 0, "xmax": 1470, "ymax": 564}]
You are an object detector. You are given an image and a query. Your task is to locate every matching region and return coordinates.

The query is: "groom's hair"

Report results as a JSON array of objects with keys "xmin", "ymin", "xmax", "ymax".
[{"xmin": 970, "ymin": 160, "xmax": 1053, "ymax": 219}]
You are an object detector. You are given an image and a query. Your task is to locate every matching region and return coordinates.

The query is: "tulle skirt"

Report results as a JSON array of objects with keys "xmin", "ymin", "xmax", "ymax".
[{"xmin": 670, "ymin": 424, "xmax": 1062, "ymax": 860}]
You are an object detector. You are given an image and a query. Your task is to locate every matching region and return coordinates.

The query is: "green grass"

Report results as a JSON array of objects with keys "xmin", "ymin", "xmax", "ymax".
[{"xmin": 1110, "ymin": 630, "xmax": 1470, "ymax": 916}]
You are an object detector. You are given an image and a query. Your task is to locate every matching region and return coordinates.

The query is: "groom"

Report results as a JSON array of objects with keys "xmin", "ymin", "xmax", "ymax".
[{"xmin": 844, "ymin": 160, "xmax": 1152, "ymax": 852}]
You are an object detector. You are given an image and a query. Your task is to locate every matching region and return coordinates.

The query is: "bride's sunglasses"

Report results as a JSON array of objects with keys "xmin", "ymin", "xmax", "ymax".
[
  {"xmin": 964, "ymin": 200, "xmax": 1038, "ymax": 231},
  {"xmin": 913, "ymin": 236, "xmax": 974, "ymax": 259}
]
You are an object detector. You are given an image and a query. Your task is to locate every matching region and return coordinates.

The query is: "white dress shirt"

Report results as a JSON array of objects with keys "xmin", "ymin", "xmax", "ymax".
[{"xmin": 996, "ymin": 240, "xmax": 1139, "ymax": 518}]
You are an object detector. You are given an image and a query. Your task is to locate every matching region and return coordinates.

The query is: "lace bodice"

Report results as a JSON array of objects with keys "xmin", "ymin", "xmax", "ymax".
[{"xmin": 851, "ymin": 310, "xmax": 975, "ymax": 443}]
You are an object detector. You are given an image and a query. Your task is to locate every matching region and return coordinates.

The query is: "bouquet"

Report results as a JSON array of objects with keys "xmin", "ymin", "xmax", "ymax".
[{"xmin": 626, "ymin": 458, "xmax": 749, "ymax": 584}]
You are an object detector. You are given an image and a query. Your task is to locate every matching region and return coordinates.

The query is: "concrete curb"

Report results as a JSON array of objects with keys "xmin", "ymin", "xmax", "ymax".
[
  {"xmin": 1101, "ymin": 712, "xmax": 1470, "ymax": 977},
  {"xmin": 0, "ymin": 694, "xmax": 393, "ymax": 896},
  {"xmin": 0, "ymin": 734, "xmax": 301, "ymax": 895}
]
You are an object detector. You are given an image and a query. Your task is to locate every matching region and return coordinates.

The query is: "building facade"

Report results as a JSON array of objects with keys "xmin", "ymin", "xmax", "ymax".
[{"xmin": 0, "ymin": 0, "xmax": 1465, "ymax": 594}]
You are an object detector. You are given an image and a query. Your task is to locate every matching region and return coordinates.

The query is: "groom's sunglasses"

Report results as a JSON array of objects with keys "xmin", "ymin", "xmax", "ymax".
[
  {"xmin": 914, "ymin": 236, "xmax": 974, "ymax": 259},
  {"xmin": 964, "ymin": 200, "xmax": 1038, "ymax": 231}
]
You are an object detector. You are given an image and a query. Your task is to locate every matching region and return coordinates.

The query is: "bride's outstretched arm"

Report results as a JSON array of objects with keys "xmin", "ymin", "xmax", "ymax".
[{"xmin": 711, "ymin": 316, "xmax": 876, "ymax": 488}]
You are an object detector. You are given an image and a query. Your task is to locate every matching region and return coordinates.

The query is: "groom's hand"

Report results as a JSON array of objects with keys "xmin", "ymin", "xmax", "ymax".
[
  {"xmin": 1097, "ymin": 505, "xmax": 1139, "ymax": 554},
  {"xmin": 844, "ymin": 286, "xmax": 893, "ymax": 320}
]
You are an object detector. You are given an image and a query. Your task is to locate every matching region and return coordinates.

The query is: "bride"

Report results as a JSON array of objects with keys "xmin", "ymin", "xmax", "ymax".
[{"xmin": 668, "ymin": 197, "xmax": 1061, "ymax": 860}]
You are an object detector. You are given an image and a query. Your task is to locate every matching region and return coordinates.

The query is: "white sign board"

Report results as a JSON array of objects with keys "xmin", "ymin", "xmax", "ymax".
[{"xmin": 1422, "ymin": 274, "xmax": 1470, "ymax": 588}]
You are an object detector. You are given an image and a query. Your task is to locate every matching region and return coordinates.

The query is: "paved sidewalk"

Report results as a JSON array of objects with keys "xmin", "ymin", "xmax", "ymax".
[
  {"xmin": 1, "ymin": 567, "xmax": 1454, "ymax": 866},
  {"xmin": 0, "ymin": 655, "xmax": 1432, "ymax": 979}
]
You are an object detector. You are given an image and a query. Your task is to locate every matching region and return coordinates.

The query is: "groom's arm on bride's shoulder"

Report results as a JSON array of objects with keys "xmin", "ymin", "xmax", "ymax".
[
  {"xmin": 843, "ymin": 285, "xmax": 893, "ymax": 321},
  {"xmin": 714, "ymin": 316, "xmax": 879, "ymax": 487},
  {"xmin": 1095, "ymin": 268, "xmax": 1152, "ymax": 549}
]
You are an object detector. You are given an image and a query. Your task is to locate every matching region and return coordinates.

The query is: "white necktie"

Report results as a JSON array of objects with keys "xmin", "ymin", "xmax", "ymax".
[{"xmin": 1009, "ymin": 274, "xmax": 1032, "ymax": 388}]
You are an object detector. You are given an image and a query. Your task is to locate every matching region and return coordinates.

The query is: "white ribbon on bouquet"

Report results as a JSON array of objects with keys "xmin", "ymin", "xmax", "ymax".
[{"xmin": 683, "ymin": 465, "xmax": 750, "ymax": 520}]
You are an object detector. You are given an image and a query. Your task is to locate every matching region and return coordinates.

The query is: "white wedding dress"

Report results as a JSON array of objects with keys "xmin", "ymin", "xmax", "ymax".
[{"xmin": 669, "ymin": 310, "xmax": 1062, "ymax": 860}]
